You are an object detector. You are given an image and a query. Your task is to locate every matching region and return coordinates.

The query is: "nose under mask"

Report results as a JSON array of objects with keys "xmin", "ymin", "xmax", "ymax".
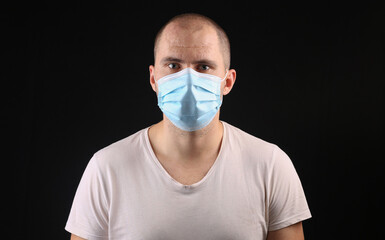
[{"xmin": 156, "ymin": 68, "xmax": 228, "ymax": 131}]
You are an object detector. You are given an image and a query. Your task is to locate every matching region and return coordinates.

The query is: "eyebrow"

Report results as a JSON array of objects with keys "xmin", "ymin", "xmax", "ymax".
[
  {"xmin": 160, "ymin": 57, "xmax": 218, "ymax": 68},
  {"xmin": 160, "ymin": 57, "xmax": 185, "ymax": 63},
  {"xmin": 193, "ymin": 59, "xmax": 218, "ymax": 68}
]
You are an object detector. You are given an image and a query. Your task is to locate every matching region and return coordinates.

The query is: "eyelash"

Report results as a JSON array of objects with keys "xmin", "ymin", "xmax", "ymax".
[
  {"xmin": 166, "ymin": 63, "xmax": 211, "ymax": 71},
  {"xmin": 199, "ymin": 65, "xmax": 210, "ymax": 71},
  {"xmin": 167, "ymin": 63, "xmax": 180, "ymax": 69}
]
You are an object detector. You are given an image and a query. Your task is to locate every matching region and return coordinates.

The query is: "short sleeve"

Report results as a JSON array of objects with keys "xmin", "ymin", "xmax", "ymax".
[
  {"xmin": 267, "ymin": 146, "xmax": 311, "ymax": 231},
  {"xmin": 65, "ymin": 154, "xmax": 109, "ymax": 240}
]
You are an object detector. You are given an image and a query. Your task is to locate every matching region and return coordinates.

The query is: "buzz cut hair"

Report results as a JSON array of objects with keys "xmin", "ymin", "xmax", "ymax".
[{"xmin": 153, "ymin": 13, "xmax": 231, "ymax": 69}]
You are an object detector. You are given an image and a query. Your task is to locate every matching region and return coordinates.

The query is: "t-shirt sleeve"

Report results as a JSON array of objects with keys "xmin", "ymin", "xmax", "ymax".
[
  {"xmin": 267, "ymin": 145, "xmax": 312, "ymax": 231},
  {"xmin": 65, "ymin": 154, "xmax": 109, "ymax": 240}
]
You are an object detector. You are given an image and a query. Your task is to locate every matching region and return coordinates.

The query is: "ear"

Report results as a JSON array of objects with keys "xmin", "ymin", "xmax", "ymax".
[
  {"xmin": 222, "ymin": 69, "xmax": 236, "ymax": 95},
  {"xmin": 149, "ymin": 65, "xmax": 157, "ymax": 93}
]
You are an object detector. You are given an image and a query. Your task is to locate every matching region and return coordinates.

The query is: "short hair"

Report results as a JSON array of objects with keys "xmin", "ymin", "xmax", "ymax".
[{"xmin": 154, "ymin": 13, "xmax": 231, "ymax": 69}]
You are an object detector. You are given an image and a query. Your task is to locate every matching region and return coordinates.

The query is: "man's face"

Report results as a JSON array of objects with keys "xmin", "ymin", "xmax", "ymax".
[
  {"xmin": 149, "ymin": 20, "xmax": 236, "ymax": 130},
  {"xmin": 151, "ymin": 23, "xmax": 227, "ymax": 87}
]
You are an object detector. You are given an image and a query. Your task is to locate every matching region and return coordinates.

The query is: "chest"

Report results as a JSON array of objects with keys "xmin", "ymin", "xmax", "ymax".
[{"xmin": 108, "ymin": 165, "xmax": 268, "ymax": 240}]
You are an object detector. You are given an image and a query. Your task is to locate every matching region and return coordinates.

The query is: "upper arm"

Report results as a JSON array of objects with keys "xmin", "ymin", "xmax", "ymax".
[
  {"xmin": 267, "ymin": 146, "xmax": 311, "ymax": 230},
  {"xmin": 65, "ymin": 155, "xmax": 109, "ymax": 238},
  {"xmin": 71, "ymin": 234, "xmax": 87, "ymax": 240},
  {"xmin": 266, "ymin": 222, "xmax": 304, "ymax": 240}
]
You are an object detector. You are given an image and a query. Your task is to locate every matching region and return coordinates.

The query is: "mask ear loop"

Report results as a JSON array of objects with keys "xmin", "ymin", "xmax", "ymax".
[
  {"xmin": 219, "ymin": 70, "xmax": 229, "ymax": 102},
  {"xmin": 221, "ymin": 70, "xmax": 229, "ymax": 81}
]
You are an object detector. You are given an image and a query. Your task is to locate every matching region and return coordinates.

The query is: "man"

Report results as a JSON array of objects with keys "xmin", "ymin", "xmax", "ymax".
[{"xmin": 66, "ymin": 13, "xmax": 311, "ymax": 240}]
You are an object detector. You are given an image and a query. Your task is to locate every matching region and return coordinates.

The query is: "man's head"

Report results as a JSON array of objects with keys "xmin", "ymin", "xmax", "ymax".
[
  {"xmin": 149, "ymin": 13, "xmax": 236, "ymax": 132},
  {"xmin": 153, "ymin": 13, "xmax": 231, "ymax": 70},
  {"xmin": 149, "ymin": 13, "xmax": 236, "ymax": 96}
]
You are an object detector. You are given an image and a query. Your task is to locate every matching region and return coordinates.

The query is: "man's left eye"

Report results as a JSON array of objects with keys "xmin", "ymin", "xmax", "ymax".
[{"xmin": 199, "ymin": 65, "xmax": 210, "ymax": 71}]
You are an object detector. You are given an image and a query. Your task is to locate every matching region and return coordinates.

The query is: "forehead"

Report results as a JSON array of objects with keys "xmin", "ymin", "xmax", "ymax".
[{"xmin": 157, "ymin": 23, "xmax": 221, "ymax": 60}]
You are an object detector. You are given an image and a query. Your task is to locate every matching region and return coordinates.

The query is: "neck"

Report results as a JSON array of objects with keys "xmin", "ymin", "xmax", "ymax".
[{"xmin": 148, "ymin": 114, "xmax": 224, "ymax": 165}]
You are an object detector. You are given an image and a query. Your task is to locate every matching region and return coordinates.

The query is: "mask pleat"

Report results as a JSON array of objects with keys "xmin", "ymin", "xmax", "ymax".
[{"xmin": 156, "ymin": 68, "xmax": 223, "ymax": 131}]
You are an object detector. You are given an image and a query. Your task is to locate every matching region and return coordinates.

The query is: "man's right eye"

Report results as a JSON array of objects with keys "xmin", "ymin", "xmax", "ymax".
[{"xmin": 168, "ymin": 63, "xmax": 179, "ymax": 69}]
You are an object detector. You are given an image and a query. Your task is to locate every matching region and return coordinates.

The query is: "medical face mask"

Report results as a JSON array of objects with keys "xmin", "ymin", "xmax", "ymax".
[{"xmin": 156, "ymin": 68, "xmax": 228, "ymax": 131}]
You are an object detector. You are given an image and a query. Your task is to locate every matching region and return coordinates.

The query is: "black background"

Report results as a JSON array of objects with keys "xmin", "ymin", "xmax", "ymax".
[{"xmin": 4, "ymin": 1, "xmax": 384, "ymax": 239}]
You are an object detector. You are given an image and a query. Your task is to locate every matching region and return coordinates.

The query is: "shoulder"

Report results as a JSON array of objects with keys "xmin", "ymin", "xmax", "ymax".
[
  {"xmin": 90, "ymin": 128, "xmax": 148, "ymax": 171},
  {"xmin": 223, "ymin": 122, "xmax": 290, "ymax": 167},
  {"xmin": 224, "ymin": 121, "xmax": 277, "ymax": 156}
]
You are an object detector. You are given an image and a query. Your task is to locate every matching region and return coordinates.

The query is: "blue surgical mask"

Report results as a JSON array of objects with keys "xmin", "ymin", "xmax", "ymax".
[{"xmin": 156, "ymin": 68, "xmax": 228, "ymax": 131}]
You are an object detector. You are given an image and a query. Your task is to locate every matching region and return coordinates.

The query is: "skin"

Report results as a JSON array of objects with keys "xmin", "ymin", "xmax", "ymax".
[
  {"xmin": 70, "ymin": 235, "xmax": 85, "ymax": 240},
  {"xmin": 70, "ymin": 17, "xmax": 304, "ymax": 240}
]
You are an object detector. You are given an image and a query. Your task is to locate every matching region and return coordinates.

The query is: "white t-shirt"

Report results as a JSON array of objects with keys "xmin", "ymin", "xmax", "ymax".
[{"xmin": 65, "ymin": 121, "xmax": 311, "ymax": 240}]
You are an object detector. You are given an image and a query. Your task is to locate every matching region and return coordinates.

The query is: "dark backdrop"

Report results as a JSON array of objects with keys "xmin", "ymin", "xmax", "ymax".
[{"xmin": 5, "ymin": 1, "xmax": 384, "ymax": 239}]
